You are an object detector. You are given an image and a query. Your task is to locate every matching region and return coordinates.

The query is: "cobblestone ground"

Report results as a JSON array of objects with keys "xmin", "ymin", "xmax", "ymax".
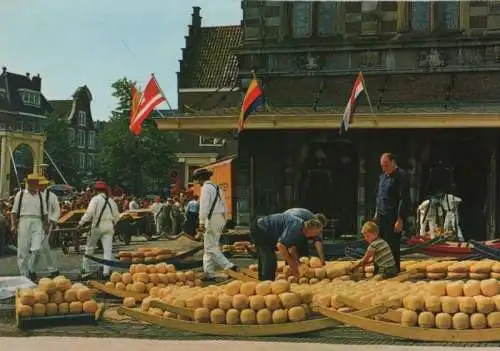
[{"xmin": 2, "ymin": 237, "xmax": 500, "ymax": 347}]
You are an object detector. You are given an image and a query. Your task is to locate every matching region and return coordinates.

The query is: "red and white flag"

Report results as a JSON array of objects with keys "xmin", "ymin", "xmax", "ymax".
[
  {"xmin": 340, "ymin": 72, "xmax": 368, "ymax": 134},
  {"xmin": 129, "ymin": 74, "xmax": 166, "ymax": 136}
]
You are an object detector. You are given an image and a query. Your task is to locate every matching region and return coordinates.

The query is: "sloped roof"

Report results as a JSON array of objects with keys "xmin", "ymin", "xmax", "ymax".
[
  {"xmin": 0, "ymin": 71, "xmax": 51, "ymax": 115},
  {"xmin": 180, "ymin": 25, "xmax": 242, "ymax": 89},
  {"xmin": 49, "ymin": 99, "xmax": 72, "ymax": 118}
]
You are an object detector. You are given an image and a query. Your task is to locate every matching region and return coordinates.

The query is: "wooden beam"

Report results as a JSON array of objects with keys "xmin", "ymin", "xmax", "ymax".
[{"xmin": 155, "ymin": 113, "xmax": 500, "ymax": 132}]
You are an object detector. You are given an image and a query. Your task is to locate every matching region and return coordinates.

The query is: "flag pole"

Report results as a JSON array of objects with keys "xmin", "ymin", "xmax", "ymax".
[
  {"xmin": 151, "ymin": 73, "xmax": 174, "ymax": 111},
  {"xmin": 360, "ymin": 71, "xmax": 375, "ymax": 114}
]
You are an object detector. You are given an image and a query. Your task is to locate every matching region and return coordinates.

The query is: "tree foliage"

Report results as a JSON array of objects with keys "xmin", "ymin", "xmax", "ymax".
[
  {"xmin": 96, "ymin": 77, "xmax": 177, "ymax": 194},
  {"xmin": 42, "ymin": 112, "xmax": 78, "ymax": 185}
]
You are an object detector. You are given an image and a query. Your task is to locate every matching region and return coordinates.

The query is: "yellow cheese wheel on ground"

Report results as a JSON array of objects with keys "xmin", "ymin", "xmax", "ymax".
[
  {"xmin": 435, "ymin": 312, "xmax": 452, "ymax": 329},
  {"xmin": 64, "ymin": 289, "xmax": 77, "ymax": 302},
  {"xmin": 224, "ymin": 280, "xmax": 243, "ymax": 296},
  {"xmin": 148, "ymin": 308, "xmax": 163, "ymax": 317},
  {"xmin": 441, "ymin": 297, "xmax": 459, "ymax": 314},
  {"xmin": 121, "ymin": 273, "xmax": 133, "ymax": 284},
  {"xmin": 33, "ymin": 290, "xmax": 49, "ymax": 304},
  {"xmin": 463, "ymin": 280, "xmax": 481, "ymax": 297},
  {"xmin": 210, "ymin": 308, "xmax": 226, "ymax": 324},
  {"xmin": 452, "ymin": 312, "xmax": 470, "ymax": 330},
  {"xmin": 492, "ymin": 295, "xmax": 500, "ymax": 311},
  {"xmin": 104, "ymin": 282, "xmax": 114, "ymax": 289},
  {"xmin": 445, "ymin": 281, "xmax": 464, "ymax": 297},
  {"xmin": 110, "ymin": 272, "xmax": 122, "ymax": 283},
  {"xmin": 83, "ymin": 300, "xmax": 98, "ymax": 314},
  {"xmin": 255, "ymin": 281, "xmax": 272, "ymax": 296},
  {"xmin": 58, "ymin": 302, "xmax": 69, "ymax": 315},
  {"xmin": 148, "ymin": 273, "xmax": 160, "ymax": 285},
  {"xmin": 17, "ymin": 304, "xmax": 33, "ymax": 317},
  {"xmin": 418, "ymin": 311, "xmax": 435, "ymax": 328},
  {"xmin": 33, "ymin": 303, "xmax": 46, "ymax": 317},
  {"xmin": 157, "ymin": 262, "xmax": 170, "ymax": 273},
  {"xmin": 115, "ymin": 282, "xmax": 126, "ymax": 291},
  {"xmin": 240, "ymin": 282, "xmax": 257, "ymax": 296},
  {"xmin": 123, "ymin": 297, "xmax": 136, "ymax": 307},
  {"xmin": 487, "ymin": 311, "xmax": 500, "ymax": 328},
  {"xmin": 470, "ymin": 313, "xmax": 487, "ymax": 329},
  {"xmin": 72, "ymin": 283, "xmax": 87, "ymax": 290},
  {"xmin": 480, "ymin": 279, "xmax": 499, "ymax": 297},
  {"xmin": 309, "ymin": 257, "xmax": 322, "ymax": 268},
  {"xmin": 193, "ymin": 307, "xmax": 210, "ymax": 323},
  {"xmin": 240, "ymin": 309, "xmax": 257, "ymax": 325},
  {"xmin": 272, "ymin": 309, "xmax": 288, "ymax": 324},
  {"xmin": 77, "ymin": 288, "xmax": 94, "ymax": 302},
  {"xmin": 279, "ymin": 292, "xmax": 301, "ymax": 309},
  {"xmin": 400, "ymin": 309, "xmax": 418, "ymax": 327},
  {"xmin": 19, "ymin": 289, "xmax": 36, "ymax": 306},
  {"xmin": 46, "ymin": 302, "xmax": 58, "ymax": 316},
  {"xmin": 474, "ymin": 296, "xmax": 495, "ymax": 314},
  {"xmin": 424, "ymin": 296, "xmax": 441, "ymax": 313},
  {"xmin": 270, "ymin": 280, "xmax": 290, "ymax": 295},
  {"xmin": 226, "ymin": 309, "xmax": 240, "ymax": 325},
  {"xmin": 458, "ymin": 297, "xmax": 476, "ymax": 314},
  {"xmin": 249, "ymin": 295, "xmax": 266, "ymax": 311},
  {"xmin": 265, "ymin": 294, "xmax": 283, "ymax": 310},
  {"xmin": 288, "ymin": 306, "xmax": 306, "ymax": 322},
  {"xmin": 202, "ymin": 295, "xmax": 219, "ymax": 310},
  {"xmin": 256, "ymin": 308, "xmax": 272, "ymax": 325},
  {"xmin": 69, "ymin": 301, "xmax": 83, "ymax": 314},
  {"xmin": 53, "ymin": 277, "xmax": 71, "ymax": 292},
  {"xmin": 232, "ymin": 294, "xmax": 250, "ymax": 310},
  {"xmin": 38, "ymin": 278, "xmax": 57, "ymax": 294},
  {"xmin": 403, "ymin": 295, "xmax": 424, "ymax": 311},
  {"xmin": 132, "ymin": 282, "xmax": 146, "ymax": 293}
]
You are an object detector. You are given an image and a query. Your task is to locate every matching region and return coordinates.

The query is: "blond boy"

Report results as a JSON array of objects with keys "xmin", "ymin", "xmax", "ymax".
[{"xmin": 350, "ymin": 221, "xmax": 398, "ymax": 279}]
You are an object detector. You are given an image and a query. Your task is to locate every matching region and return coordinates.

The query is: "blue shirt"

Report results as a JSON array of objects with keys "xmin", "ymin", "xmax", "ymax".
[
  {"xmin": 283, "ymin": 208, "xmax": 322, "ymax": 243},
  {"xmin": 376, "ymin": 168, "xmax": 409, "ymax": 219},
  {"xmin": 186, "ymin": 200, "xmax": 199, "ymax": 213},
  {"xmin": 257, "ymin": 213, "xmax": 304, "ymax": 248}
]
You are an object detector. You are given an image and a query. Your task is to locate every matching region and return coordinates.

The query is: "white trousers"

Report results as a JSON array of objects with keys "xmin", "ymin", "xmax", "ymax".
[
  {"xmin": 30, "ymin": 223, "xmax": 58, "ymax": 273},
  {"xmin": 17, "ymin": 216, "xmax": 43, "ymax": 276},
  {"xmin": 81, "ymin": 226, "xmax": 114, "ymax": 275},
  {"xmin": 203, "ymin": 214, "xmax": 233, "ymax": 277}
]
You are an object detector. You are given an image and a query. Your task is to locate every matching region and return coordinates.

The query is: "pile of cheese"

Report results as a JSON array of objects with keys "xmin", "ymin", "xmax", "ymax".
[
  {"xmin": 400, "ymin": 259, "xmax": 500, "ymax": 280},
  {"xmin": 222, "ymin": 241, "xmax": 255, "ymax": 255},
  {"xmin": 134, "ymin": 279, "xmax": 312, "ymax": 325},
  {"xmin": 399, "ymin": 278, "xmax": 500, "ymax": 330},
  {"xmin": 106, "ymin": 264, "xmax": 202, "ymax": 300},
  {"xmin": 17, "ymin": 277, "xmax": 98, "ymax": 317},
  {"xmin": 249, "ymin": 257, "xmax": 354, "ymax": 284},
  {"xmin": 117, "ymin": 247, "xmax": 176, "ymax": 264}
]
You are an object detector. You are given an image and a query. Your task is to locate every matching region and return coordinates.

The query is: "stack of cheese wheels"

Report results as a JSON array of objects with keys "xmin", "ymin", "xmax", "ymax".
[
  {"xmin": 117, "ymin": 247, "xmax": 175, "ymax": 264},
  {"xmin": 422, "ymin": 259, "xmax": 499, "ymax": 280},
  {"xmin": 138, "ymin": 279, "xmax": 311, "ymax": 324},
  {"xmin": 17, "ymin": 277, "xmax": 98, "ymax": 317},
  {"xmin": 222, "ymin": 241, "xmax": 254, "ymax": 255},
  {"xmin": 249, "ymin": 258, "xmax": 354, "ymax": 284},
  {"xmin": 111, "ymin": 264, "xmax": 202, "ymax": 306},
  {"xmin": 399, "ymin": 278, "xmax": 500, "ymax": 330}
]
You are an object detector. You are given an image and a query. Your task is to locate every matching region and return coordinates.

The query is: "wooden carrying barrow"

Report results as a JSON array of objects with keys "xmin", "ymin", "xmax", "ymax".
[
  {"xmin": 318, "ymin": 294, "xmax": 500, "ymax": 342},
  {"xmin": 116, "ymin": 298, "xmax": 394, "ymax": 337},
  {"xmin": 15, "ymin": 290, "xmax": 104, "ymax": 330},
  {"xmin": 88, "ymin": 280, "xmax": 148, "ymax": 302}
]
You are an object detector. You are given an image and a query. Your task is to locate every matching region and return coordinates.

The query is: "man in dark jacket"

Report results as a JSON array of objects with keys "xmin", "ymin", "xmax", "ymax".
[{"xmin": 374, "ymin": 153, "xmax": 410, "ymax": 272}]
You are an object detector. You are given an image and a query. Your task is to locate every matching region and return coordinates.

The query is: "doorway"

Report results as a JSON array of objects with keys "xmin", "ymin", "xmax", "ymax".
[{"xmin": 419, "ymin": 130, "xmax": 489, "ymax": 240}]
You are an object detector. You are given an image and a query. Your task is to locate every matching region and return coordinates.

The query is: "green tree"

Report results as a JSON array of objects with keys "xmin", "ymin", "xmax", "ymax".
[
  {"xmin": 96, "ymin": 77, "xmax": 177, "ymax": 195},
  {"xmin": 42, "ymin": 112, "xmax": 78, "ymax": 185}
]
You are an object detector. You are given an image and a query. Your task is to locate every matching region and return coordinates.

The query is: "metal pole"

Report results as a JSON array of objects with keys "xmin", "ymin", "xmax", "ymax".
[
  {"xmin": 8, "ymin": 145, "xmax": 21, "ymax": 188},
  {"xmin": 43, "ymin": 150, "xmax": 69, "ymax": 184}
]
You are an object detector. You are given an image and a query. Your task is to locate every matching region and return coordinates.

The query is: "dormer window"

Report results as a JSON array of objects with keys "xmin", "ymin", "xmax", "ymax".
[
  {"xmin": 78, "ymin": 111, "xmax": 86, "ymax": 126},
  {"xmin": 19, "ymin": 89, "xmax": 41, "ymax": 107}
]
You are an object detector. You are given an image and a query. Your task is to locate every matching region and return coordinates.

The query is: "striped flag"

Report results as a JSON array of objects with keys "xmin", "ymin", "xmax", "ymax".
[
  {"xmin": 238, "ymin": 77, "xmax": 264, "ymax": 133},
  {"xmin": 129, "ymin": 74, "xmax": 166, "ymax": 136},
  {"xmin": 340, "ymin": 72, "xmax": 369, "ymax": 134}
]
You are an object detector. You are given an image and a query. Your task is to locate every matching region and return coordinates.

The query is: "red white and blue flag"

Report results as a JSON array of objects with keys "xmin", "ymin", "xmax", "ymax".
[
  {"xmin": 340, "ymin": 72, "xmax": 367, "ymax": 134},
  {"xmin": 238, "ymin": 77, "xmax": 264, "ymax": 133}
]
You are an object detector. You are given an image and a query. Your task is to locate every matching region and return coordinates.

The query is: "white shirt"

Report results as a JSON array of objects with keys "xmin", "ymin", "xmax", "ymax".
[
  {"xmin": 11, "ymin": 190, "xmax": 47, "ymax": 218},
  {"xmin": 41, "ymin": 189, "xmax": 61, "ymax": 223},
  {"xmin": 129, "ymin": 201, "xmax": 139, "ymax": 210},
  {"xmin": 150, "ymin": 202, "xmax": 163, "ymax": 217},
  {"xmin": 199, "ymin": 181, "xmax": 226, "ymax": 222},
  {"xmin": 79, "ymin": 193, "xmax": 120, "ymax": 230}
]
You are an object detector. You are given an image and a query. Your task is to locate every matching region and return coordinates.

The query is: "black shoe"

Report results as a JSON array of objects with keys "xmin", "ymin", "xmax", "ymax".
[
  {"xmin": 47, "ymin": 270, "xmax": 60, "ymax": 279},
  {"xmin": 28, "ymin": 272, "xmax": 37, "ymax": 282},
  {"xmin": 201, "ymin": 276, "xmax": 217, "ymax": 283},
  {"xmin": 228, "ymin": 265, "xmax": 239, "ymax": 272}
]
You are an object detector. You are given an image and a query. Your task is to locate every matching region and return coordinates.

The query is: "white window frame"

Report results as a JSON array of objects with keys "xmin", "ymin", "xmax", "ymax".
[
  {"xmin": 77, "ymin": 129, "xmax": 86, "ymax": 148},
  {"xmin": 19, "ymin": 89, "xmax": 41, "ymax": 107},
  {"xmin": 79, "ymin": 153, "xmax": 86, "ymax": 170},
  {"xmin": 68, "ymin": 128, "xmax": 75, "ymax": 146},
  {"xmin": 88, "ymin": 130, "xmax": 96, "ymax": 149},
  {"xmin": 78, "ymin": 111, "xmax": 86, "ymax": 126},
  {"xmin": 199, "ymin": 136, "xmax": 224, "ymax": 147}
]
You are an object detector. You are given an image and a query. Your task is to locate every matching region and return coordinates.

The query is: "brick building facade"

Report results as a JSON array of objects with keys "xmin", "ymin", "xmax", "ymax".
[{"xmin": 158, "ymin": 2, "xmax": 500, "ymax": 239}]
